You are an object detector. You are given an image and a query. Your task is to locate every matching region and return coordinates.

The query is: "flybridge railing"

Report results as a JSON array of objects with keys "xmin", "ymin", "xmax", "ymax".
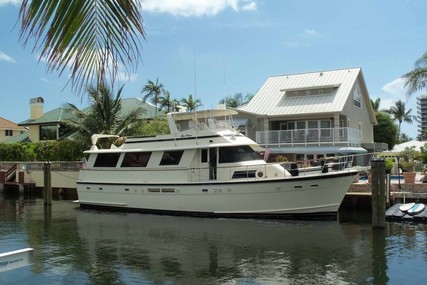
[{"xmin": 255, "ymin": 127, "xmax": 361, "ymax": 147}]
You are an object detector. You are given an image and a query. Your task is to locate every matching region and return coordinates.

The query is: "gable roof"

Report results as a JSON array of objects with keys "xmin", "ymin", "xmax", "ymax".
[
  {"xmin": 19, "ymin": 98, "xmax": 157, "ymax": 126},
  {"xmin": 238, "ymin": 67, "xmax": 375, "ymax": 122},
  {"xmin": 0, "ymin": 117, "xmax": 26, "ymax": 130}
]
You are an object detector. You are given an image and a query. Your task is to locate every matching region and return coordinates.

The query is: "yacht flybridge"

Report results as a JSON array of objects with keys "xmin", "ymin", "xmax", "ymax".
[{"xmin": 75, "ymin": 108, "xmax": 358, "ymax": 218}]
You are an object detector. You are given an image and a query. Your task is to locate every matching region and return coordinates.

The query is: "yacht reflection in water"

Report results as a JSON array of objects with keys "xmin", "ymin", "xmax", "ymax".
[{"xmin": 76, "ymin": 209, "xmax": 360, "ymax": 284}]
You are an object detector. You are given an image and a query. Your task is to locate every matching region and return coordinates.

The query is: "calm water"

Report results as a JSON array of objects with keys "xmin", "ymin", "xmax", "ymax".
[{"xmin": 1, "ymin": 195, "xmax": 427, "ymax": 285}]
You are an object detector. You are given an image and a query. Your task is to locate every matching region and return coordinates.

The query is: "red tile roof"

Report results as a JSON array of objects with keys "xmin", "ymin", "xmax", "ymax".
[{"xmin": 0, "ymin": 117, "xmax": 26, "ymax": 130}]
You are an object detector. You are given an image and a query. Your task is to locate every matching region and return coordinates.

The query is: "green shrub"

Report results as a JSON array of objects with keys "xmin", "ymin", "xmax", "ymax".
[{"xmin": 0, "ymin": 140, "xmax": 87, "ymax": 161}]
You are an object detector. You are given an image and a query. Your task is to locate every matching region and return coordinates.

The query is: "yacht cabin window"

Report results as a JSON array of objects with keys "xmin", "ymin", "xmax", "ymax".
[
  {"xmin": 94, "ymin": 153, "xmax": 121, "ymax": 167},
  {"xmin": 201, "ymin": 149, "xmax": 208, "ymax": 163},
  {"xmin": 160, "ymin": 151, "xmax": 184, "ymax": 165},
  {"xmin": 219, "ymin": 146, "xmax": 262, "ymax": 163},
  {"xmin": 121, "ymin": 152, "xmax": 152, "ymax": 167}
]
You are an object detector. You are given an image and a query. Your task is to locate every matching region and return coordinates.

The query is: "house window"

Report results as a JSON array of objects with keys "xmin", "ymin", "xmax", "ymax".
[
  {"xmin": 5, "ymin": 130, "xmax": 13, "ymax": 136},
  {"xmin": 40, "ymin": 125, "xmax": 58, "ymax": 140},
  {"xmin": 308, "ymin": 121, "xmax": 318, "ymax": 129},
  {"xmin": 353, "ymin": 84, "xmax": 362, "ymax": 108},
  {"xmin": 296, "ymin": 154, "xmax": 305, "ymax": 161},
  {"xmin": 296, "ymin": 121, "xmax": 306, "ymax": 129},
  {"xmin": 320, "ymin": 120, "xmax": 331, "ymax": 138}
]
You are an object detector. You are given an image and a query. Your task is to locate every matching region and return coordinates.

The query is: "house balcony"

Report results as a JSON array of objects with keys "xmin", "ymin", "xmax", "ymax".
[{"xmin": 256, "ymin": 127, "xmax": 361, "ymax": 148}]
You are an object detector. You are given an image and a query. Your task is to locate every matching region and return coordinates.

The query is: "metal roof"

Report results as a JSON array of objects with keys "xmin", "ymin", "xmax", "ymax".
[
  {"xmin": 2, "ymin": 132, "xmax": 30, "ymax": 144},
  {"xmin": 19, "ymin": 98, "xmax": 157, "ymax": 126},
  {"xmin": 238, "ymin": 67, "xmax": 365, "ymax": 117}
]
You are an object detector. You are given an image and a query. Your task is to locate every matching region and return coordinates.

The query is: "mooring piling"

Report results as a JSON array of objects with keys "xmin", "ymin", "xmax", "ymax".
[
  {"xmin": 43, "ymin": 161, "xmax": 52, "ymax": 205},
  {"xmin": 371, "ymin": 159, "xmax": 386, "ymax": 228}
]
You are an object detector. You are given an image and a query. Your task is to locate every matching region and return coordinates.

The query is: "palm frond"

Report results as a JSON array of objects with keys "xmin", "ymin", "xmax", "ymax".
[{"xmin": 19, "ymin": 0, "xmax": 145, "ymax": 95}]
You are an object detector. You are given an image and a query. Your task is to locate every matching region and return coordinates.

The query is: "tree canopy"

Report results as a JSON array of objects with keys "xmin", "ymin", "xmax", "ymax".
[{"xmin": 374, "ymin": 112, "xmax": 398, "ymax": 150}]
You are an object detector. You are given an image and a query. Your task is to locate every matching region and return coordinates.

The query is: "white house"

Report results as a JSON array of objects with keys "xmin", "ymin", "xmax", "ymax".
[{"xmin": 236, "ymin": 67, "xmax": 382, "ymax": 165}]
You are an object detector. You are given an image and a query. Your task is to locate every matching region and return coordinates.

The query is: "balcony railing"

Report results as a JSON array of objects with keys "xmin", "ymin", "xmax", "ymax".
[{"xmin": 256, "ymin": 127, "xmax": 361, "ymax": 147}]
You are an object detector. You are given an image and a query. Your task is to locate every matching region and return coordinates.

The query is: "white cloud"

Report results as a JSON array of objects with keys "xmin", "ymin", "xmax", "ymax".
[
  {"xmin": 379, "ymin": 98, "xmax": 395, "ymax": 110},
  {"xmin": 304, "ymin": 29, "xmax": 319, "ymax": 36},
  {"xmin": 284, "ymin": 29, "xmax": 322, "ymax": 48},
  {"xmin": 242, "ymin": 1, "xmax": 257, "ymax": 11},
  {"xmin": 39, "ymin": 77, "xmax": 51, "ymax": 84},
  {"xmin": 141, "ymin": 0, "xmax": 257, "ymax": 17},
  {"xmin": 118, "ymin": 71, "xmax": 138, "ymax": 83},
  {"xmin": 382, "ymin": 77, "xmax": 407, "ymax": 98},
  {"xmin": 0, "ymin": 0, "xmax": 20, "ymax": 6},
  {"xmin": 0, "ymin": 51, "xmax": 16, "ymax": 63}
]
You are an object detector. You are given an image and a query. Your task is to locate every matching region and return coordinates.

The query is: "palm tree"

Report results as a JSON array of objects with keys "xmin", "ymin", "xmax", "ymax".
[
  {"xmin": 219, "ymin": 93, "xmax": 243, "ymax": 108},
  {"xmin": 244, "ymin": 93, "xmax": 255, "ymax": 103},
  {"xmin": 219, "ymin": 92, "xmax": 254, "ymax": 108},
  {"xmin": 158, "ymin": 90, "xmax": 179, "ymax": 113},
  {"xmin": 18, "ymin": 0, "xmax": 145, "ymax": 95},
  {"xmin": 403, "ymin": 51, "xmax": 427, "ymax": 96},
  {"xmin": 370, "ymin": 98, "xmax": 381, "ymax": 112},
  {"xmin": 384, "ymin": 100, "xmax": 415, "ymax": 141},
  {"xmin": 64, "ymin": 82, "xmax": 145, "ymax": 148},
  {"xmin": 141, "ymin": 78, "xmax": 164, "ymax": 116},
  {"xmin": 181, "ymin": 94, "xmax": 202, "ymax": 111}
]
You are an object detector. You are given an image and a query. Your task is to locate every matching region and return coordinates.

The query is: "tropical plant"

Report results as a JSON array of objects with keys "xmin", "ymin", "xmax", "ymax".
[
  {"xmin": 403, "ymin": 51, "xmax": 427, "ymax": 96},
  {"xmin": 219, "ymin": 92, "xmax": 254, "ymax": 108},
  {"xmin": 373, "ymin": 112, "xmax": 398, "ymax": 150},
  {"xmin": 0, "ymin": 141, "xmax": 85, "ymax": 161},
  {"xmin": 136, "ymin": 118, "xmax": 170, "ymax": 136},
  {"xmin": 384, "ymin": 100, "xmax": 415, "ymax": 141},
  {"xmin": 64, "ymin": 82, "xmax": 145, "ymax": 148},
  {"xmin": 385, "ymin": 158, "xmax": 395, "ymax": 174},
  {"xmin": 399, "ymin": 133, "xmax": 412, "ymax": 143},
  {"xmin": 141, "ymin": 78, "xmax": 165, "ymax": 116},
  {"xmin": 370, "ymin": 98, "xmax": 381, "ymax": 112},
  {"xmin": 158, "ymin": 90, "xmax": 179, "ymax": 113},
  {"xmin": 399, "ymin": 146, "xmax": 419, "ymax": 172},
  {"xmin": 181, "ymin": 94, "xmax": 202, "ymax": 111},
  {"xmin": 18, "ymin": 0, "xmax": 145, "ymax": 95}
]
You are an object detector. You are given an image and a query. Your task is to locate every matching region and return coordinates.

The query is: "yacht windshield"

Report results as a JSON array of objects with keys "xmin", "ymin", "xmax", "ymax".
[{"xmin": 219, "ymin": 145, "xmax": 262, "ymax": 163}]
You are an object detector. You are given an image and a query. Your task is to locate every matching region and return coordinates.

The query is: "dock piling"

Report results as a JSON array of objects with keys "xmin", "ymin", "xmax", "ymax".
[
  {"xmin": 371, "ymin": 160, "xmax": 386, "ymax": 228},
  {"xmin": 43, "ymin": 162, "xmax": 52, "ymax": 205}
]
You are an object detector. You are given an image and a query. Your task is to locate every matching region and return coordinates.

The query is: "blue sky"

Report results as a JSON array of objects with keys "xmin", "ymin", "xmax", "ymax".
[{"xmin": 0, "ymin": 0, "xmax": 426, "ymax": 138}]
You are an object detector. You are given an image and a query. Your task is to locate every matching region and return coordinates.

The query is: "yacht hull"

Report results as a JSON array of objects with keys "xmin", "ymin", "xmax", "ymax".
[{"xmin": 76, "ymin": 170, "xmax": 357, "ymax": 218}]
